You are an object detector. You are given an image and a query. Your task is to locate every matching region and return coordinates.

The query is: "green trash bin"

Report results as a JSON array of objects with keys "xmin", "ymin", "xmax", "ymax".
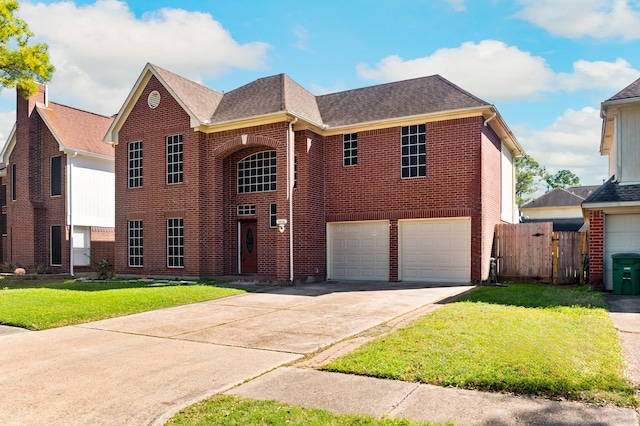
[{"xmin": 612, "ymin": 253, "xmax": 640, "ymax": 295}]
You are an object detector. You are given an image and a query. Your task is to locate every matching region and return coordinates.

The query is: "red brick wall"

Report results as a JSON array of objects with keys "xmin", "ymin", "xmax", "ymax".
[
  {"xmin": 324, "ymin": 116, "xmax": 486, "ymax": 282},
  {"xmin": 480, "ymin": 124, "xmax": 503, "ymax": 281},
  {"xmin": 587, "ymin": 210, "xmax": 604, "ymax": 287},
  {"xmin": 6, "ymin": 85, "xmax": 70, "ymax": 272},
  {"xmin": 116, "ymin": 76, "xmax": 202, "ymax": 277}
]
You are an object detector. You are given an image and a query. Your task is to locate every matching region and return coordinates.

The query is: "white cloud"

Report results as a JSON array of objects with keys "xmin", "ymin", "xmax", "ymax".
[
  {"xmin": 357, "ymin": 40, "xmax": 640, "ymax": 101},
  {"xmin": 444, "ymin": 0, "xmax": 466, "ymax": 12},
  {"xmin": 293, "ymin": 24, "xmax": 311, "ymax": 52},
  {"xmin": 516, "ymin": 0, "xmax": 640, "ymax": 40},
  {"xmin": 557, "ymin": 58, "xmax": 640, "ymax": 91},
  {"xmin": 357, "ymin": 40, "xmax": 555, "ymax": 101},
  {"xmin": 18, "ymin": 0, "xmax": 270, "ymax": 115},
  {"xmin": 517, "ymin": 107, "xmax": 609, "ymax": 185}
]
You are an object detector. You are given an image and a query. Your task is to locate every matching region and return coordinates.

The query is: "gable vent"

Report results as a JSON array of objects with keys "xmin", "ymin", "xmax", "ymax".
[{"xmin": 148, "ymin": 90, "xmax": 161, "ymax": 109}]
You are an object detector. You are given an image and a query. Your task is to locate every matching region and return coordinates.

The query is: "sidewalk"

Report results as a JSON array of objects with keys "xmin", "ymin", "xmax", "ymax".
[{"xmin": 224, "ymin": 292, "xmax": 640, "ymax": 426}]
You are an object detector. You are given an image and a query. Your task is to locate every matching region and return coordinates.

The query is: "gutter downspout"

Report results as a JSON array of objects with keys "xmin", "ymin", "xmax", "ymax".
[
  {"xmin": 484, "ymin": 112, "xmax": 497, "ymax": 126},
  {"xmin": 288, "ymin": 117, "xmax": 298, "ymax": 282}
]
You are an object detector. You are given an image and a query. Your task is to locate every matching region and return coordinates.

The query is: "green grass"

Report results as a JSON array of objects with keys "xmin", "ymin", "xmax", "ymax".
[
  {"xmin": 0, "ymin": 278, "xmax": 244, "ymax": 330},
  {"xmin": 323, "ymin": 283, "xmax": 637, "ymax": 407},
  {"xmin": 166, "ymin": 395, "xmax": 451, "ymax": 426}
]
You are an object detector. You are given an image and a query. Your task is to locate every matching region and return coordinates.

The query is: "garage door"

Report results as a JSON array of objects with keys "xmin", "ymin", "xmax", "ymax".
[
  {"xmin": 604, "ymin": 214, "xmax": 640, "ymax": 290},
  {"xmin": 328, "ymin": 221, "xmax": 389, "ymax": 281},
  {"xmin": 399, "ymin": 218, "xmax": 471, "ymax": 283}
]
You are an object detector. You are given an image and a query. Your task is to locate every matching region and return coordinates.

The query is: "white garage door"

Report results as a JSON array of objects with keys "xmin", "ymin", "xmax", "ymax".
[
  {"xmin": 400, "ymin": 217, "xmax": 471, "ymax": 283},
  {"xmin": 604, "ymin": 214, "xmax": 640, "ymax": 290},
  {"xmin": 328, "ymin": 221, "xmax": 389, "ymax": 281}
]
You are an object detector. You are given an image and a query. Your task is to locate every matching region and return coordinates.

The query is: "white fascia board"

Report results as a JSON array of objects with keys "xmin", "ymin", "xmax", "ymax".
[{"xmin": 0, "ymin": 123, "xmax": 16, "ymax": 165}]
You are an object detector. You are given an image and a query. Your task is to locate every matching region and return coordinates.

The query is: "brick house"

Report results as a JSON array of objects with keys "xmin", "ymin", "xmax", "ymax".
[
  {"xmin": 583, "ymin": 78, "xmax": 640, "ymax": 289},
  {"xmin": 0, "ymin": 84, "xmax": 115, "ymax": 273},
  {"xmin": 104, "ymin": 63, "xmax": 523, "ymax": 283}
]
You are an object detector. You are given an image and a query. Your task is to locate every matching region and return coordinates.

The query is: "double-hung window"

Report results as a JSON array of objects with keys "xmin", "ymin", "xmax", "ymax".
[
  {"xmin": 128, "ymin": 141, "xmax": 143, "ymax": 188},
  {"xmin": 401, "ymin": 124, "xmax": 426, "ymax": 178},
  {"xmin": 343, "ymin": 133, "xmax": 357, "ymax": 166},
  {"xmin": 167, "ymin": 218, "xmax": 184, "ymax": 268},
  {"xmin": 128, "ymin": 220, "xmax": 143, "ymax": 267},
  {"xmin": 167, "ymin": 134, "xmax": 183, "ymax": 184},
  {"xmin": 50, "ymin": 156, "xmax": 62, "ymax": 196}
]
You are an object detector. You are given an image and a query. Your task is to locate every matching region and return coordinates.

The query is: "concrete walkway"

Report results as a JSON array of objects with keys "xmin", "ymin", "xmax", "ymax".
[{"xmin": 0, "ymin": 282, "xmax": 637, "ymax": 425}]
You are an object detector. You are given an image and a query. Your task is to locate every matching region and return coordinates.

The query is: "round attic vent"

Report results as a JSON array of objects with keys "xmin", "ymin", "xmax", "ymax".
[{"xmin": 148, "ymin": 90, "xmax": 161, "ymax": 109}]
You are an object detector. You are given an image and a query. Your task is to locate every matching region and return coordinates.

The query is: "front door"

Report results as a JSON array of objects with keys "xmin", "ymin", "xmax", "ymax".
[{"xmin": 240, "ymin": 221, "xmax": 258, "ymax": 273}]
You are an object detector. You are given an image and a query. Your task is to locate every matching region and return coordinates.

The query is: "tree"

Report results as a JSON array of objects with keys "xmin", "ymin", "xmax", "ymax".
[
  {"xmin": 545, "ymin": 169, "xmax": 580, "ymax": 189},
  {"xmin": 515, "ymin": 154, "xmax": 546, "ymax": 207},
  {"xmin": 0, "ymin": 0, "xmax": 54, "ymax": 98}
]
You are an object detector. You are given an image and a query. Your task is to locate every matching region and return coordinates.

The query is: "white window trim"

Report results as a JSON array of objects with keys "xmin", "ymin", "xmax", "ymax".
[
  {"xmin": 128, "ymin": 220, "xmax": 143, "ymax": 267},
  {"xmin": 128, "ymin": 141, "xmax": 143, "ymax": 188},
  {"xmin": 167, "ymin": 218, "xmax": 184, "ymax": 268},
  {"xmin": 400, "ymin": 124, "xmax": 426, "ymax": 179},
  {"xmin": 237, "ymin": 150, "xmax": 277, "ymax": 194},
  {"xmin": 166, "ymin": 134, "xmax": 183, "ymax": 185}
]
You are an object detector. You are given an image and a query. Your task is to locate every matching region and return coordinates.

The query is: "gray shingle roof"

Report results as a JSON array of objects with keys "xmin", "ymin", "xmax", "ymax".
[
  {"xmin": 316, "ymin": 75, "xmax": 489, "ymax": 127},
  {"xmin": 151, "ymin": 64, "xmax": 223, "ymax": 124},
  {"xmin": 606, "ymin": 77, "xmax": 640, "ymax": 102},
  {"xmin": 583, "ymin": 178, "xmax": 640, "ymax": 204},
  {"xmin": 153, "ymin": 64, "xmax": 490, "ymax": 128},
  {"xmin": 210, "ymin": 74, "xmax": 322, "ymax": 125},
  {"xmin": 521, "ymin": 186, "xmax": 600, "ymax": 209}
]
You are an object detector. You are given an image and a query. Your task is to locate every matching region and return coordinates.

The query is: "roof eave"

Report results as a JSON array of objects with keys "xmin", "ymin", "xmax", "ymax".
[{"xmin": 0, "ymin": 123, "xmax": 16, "ymax": 164}]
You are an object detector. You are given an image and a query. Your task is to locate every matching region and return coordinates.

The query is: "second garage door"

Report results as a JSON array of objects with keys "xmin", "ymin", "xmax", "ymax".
[
  {"xmin": 399, "ymin": 217, "xmax": 471, "ymax": 283},
  {"xmin": 327, "ymin": 221, "xmax": 389, "ymax": 281}
]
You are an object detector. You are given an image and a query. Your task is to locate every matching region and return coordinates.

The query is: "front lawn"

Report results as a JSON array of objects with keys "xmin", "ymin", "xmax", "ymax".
[
  {"xmin": 323, "ymin": 283, "xmax": 637, "ymax": 407},
  {"xmin": 166, "ymin": 395, "xmax": 450, "ymax": 426},
  {"xmin": 0, "ymin": 278, "xmax": 244, "ymax": 330}
]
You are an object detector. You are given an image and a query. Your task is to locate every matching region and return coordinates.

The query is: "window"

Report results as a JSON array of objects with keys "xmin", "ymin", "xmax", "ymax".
[
  {"xmin": 1, "ymin": 185, "xmax": 6, "ymax": 206},
  {"xmin": 238, "ymin": 150, "xmax": 276, "ymax": 193},
  {"xmin": 11, "ymin": 164, "xmax": 16, "ymax": 201},
  {"xmin": 401, "ymin": 124, "xmax": 426, "ymax": 178},
  {"xmin": 167, "ymin": 218, "xmax": 184, "ymax": 268},
  {"xmin": 50, "ymin": 156, "xmax": 62, "ymax": 196},
  {"xmin": 294, "ymin": 155, "xmax": 298, "ymax": 189},
  {"xmin": 270, "ymin": 203, "xmax": 277, "ymax": 228},
  {"xmin": 128, "ymin": 220, "xmax": 143, "ymax": 267},
  {"xmin": 167, "ymin": 134, "xmax": 183, "ymax": 184},
  {"xmin": 1, "ymin": 213, "xmax": 6, "ymax": 236},
  {"xmin": 128, "ymin": 141, "xmax": 143, "ymax": 188},
  {"xmin": 51, "ymin": 225, "xmax": 62, "ymax": 266},
  {"xmin": 343, "ymin": 133, "xmax": 358, "ymax": 166},
  {"xmin": 237, "ymin": 204, "xmax": 256, "ymax": 216}
]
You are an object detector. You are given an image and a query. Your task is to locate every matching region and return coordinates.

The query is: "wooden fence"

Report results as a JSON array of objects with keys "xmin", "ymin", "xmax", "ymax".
[{"xmin": 494, "ymin": 223, "xmax": 586, "ymax": 284}]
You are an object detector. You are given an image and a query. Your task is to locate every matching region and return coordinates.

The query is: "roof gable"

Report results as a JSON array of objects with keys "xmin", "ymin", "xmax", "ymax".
[
  {"xmin": 583, "ymin": 178, "xmax": 640, "ymax": 204},
  {"xmin": 37, "ymin": 102, "xmax": 114, "ymax": 157}
]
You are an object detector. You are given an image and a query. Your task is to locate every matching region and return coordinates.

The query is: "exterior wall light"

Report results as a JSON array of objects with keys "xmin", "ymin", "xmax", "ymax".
[{"xmin": 276, "ymin": 218, "xmax": 287, "ymax": 233}]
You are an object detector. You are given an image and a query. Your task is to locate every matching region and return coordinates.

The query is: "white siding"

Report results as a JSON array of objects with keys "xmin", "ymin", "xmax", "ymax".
[
  {"xmin": 69, "ymin": 155, "xmax": 115, "ymax": 228},
  {"xmin": 618, "ymin": 108, "xmax": 640, "ymax": 183}
]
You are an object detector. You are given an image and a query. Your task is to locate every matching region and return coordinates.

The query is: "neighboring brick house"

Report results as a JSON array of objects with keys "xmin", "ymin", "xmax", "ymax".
[
  {"xmin": 104, "ymin": 63, "xmax": 524, "ymax": 283},
  {"xmin": 583, "ymin": 78, "xmax": 640, "ymax": 289},
  {"xmin": 0, "ymin": 84, "xmax": 115, "ymax": 273},
  {"xmin": 520, "ymin": 186, "xmax": 599, "ymax": 231}
]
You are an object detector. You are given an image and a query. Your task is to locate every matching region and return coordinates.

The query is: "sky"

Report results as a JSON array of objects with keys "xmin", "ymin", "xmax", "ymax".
[{"xmin": 3, "ymin": 0, "xmax": 640, "ymax": 187}]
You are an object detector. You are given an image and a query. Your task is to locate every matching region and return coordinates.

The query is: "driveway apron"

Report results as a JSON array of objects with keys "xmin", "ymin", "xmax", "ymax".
[{"xmin": 0, "ymin": 282, "xmax": 470, "ymax": 426}]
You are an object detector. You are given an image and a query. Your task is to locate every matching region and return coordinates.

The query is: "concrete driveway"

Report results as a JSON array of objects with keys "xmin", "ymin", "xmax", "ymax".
[{"xmin": 0, "ymin": 281, "xmax": 471, "ymax": 426}]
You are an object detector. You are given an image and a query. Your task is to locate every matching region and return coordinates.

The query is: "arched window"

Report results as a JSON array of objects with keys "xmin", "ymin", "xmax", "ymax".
[{"xmin": 238, "ymin": 150, "xmax": 277, "ymax": 193}]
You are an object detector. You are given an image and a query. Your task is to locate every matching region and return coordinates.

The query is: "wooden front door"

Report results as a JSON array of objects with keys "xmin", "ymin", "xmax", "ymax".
[{"xmin": 240, "ymin": 221, "xmax": 258, "ymax": 273}]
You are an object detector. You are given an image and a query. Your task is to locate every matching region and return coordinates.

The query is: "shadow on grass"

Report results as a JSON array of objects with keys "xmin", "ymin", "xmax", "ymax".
[
  {"xmin": 0, "ymin": 278, "xmax": 249, "ymax": 293},
  {"xmin": 456, "ymin": 282, "xmax": 608, "ymax": 310}
]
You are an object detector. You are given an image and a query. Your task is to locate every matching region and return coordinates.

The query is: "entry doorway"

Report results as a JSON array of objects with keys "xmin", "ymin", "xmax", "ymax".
[
  {"xmin": 239, "ymin": 220, "xmax": 258, "ymax": 273},
  {"xmin": 73, "ymin": 226, "xmax": 91, "ymax": 266}
]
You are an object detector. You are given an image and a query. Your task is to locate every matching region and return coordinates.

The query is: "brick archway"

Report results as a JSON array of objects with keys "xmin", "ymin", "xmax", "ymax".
[{"xmin": 212, "ymin": 134, "xmax": 282, "ymax": 158}]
